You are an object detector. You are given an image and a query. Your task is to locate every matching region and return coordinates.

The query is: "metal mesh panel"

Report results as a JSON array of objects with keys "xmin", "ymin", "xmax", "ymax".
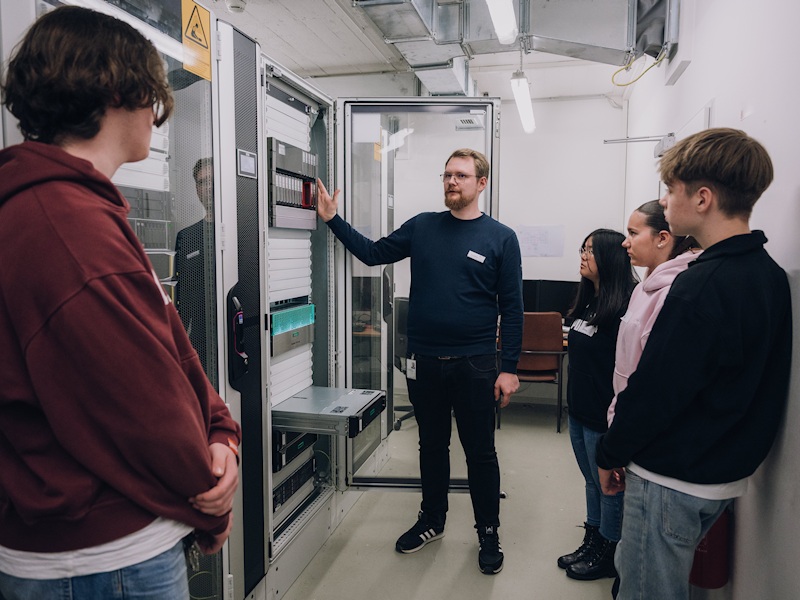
[
  {"xmin": 188, "ymin": 552, "xmax": 223, "ymax": 600},
  {"xmin": 234, "ymin": 38, "xmax": 261, "ymax": 314}
]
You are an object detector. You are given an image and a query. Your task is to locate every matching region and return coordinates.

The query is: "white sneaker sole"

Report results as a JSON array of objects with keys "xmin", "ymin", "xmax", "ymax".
[{"xmin": 396, "ymin": 531, "xmax": 445, "ymax": 554}]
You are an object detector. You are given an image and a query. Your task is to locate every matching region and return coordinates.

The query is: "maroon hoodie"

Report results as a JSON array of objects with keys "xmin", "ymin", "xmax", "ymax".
[{"xmin": 0, "ymin": 141, "xmax": 241, "ymax": 552}]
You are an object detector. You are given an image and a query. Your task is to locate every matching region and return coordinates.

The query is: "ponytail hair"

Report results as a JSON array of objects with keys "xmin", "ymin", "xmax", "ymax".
[{"xmin": 635, "ymin": 200, "xmax": 699, "ymax": 259}]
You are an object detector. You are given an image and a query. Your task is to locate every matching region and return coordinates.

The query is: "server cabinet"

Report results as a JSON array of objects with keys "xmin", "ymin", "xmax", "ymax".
[{"xmin": 215, "ymin": 21, "xmax": 267, "ymax": 599}]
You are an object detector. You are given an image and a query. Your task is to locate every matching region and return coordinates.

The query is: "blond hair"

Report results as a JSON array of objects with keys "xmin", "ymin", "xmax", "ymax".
[{"xmin": 445, "ymin": 148, "xmax": 490, "ymax": 179}]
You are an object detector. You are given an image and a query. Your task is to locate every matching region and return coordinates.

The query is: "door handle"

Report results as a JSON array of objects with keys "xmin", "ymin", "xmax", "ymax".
[{"xmin": 227, "ymin": 289, "xmax": 249, "ymax": 388}]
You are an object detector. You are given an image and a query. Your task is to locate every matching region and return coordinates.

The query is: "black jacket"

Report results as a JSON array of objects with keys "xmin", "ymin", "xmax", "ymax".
[
  {"xmin": 567, "ymin": 299, "xmax": 624, "ymax": 432},
  {"xmin": 596, "ymin": 232, "xmax": 792, "ymax": 484}
]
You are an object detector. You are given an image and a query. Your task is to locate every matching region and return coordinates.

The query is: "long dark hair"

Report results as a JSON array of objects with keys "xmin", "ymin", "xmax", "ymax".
[
  {"xmin": 635, "ymin": 200, "xmax": 699, "ymax": 258},
  {"xmin": 568, "ymin": 228, "xmax": 637, "ymax": 327}
]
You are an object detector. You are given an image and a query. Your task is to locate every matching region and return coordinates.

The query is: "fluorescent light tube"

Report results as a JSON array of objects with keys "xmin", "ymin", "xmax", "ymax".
[
  {"xmin": 486, "ymin": 0, "xmax": 519, "ymax": 45},
  {"xmin": 511, "ymin": 70, "xmax": 536, "ymax": 133}
]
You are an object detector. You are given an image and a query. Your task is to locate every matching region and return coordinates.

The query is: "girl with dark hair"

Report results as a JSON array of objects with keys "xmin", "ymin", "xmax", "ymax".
[
  {"xmin": 558, "ymin": 228, "xmax": 636, "ymax": 583},
  {"xmin": 607, "ymin": 200, "xmax": 700, "ymax": 424}
]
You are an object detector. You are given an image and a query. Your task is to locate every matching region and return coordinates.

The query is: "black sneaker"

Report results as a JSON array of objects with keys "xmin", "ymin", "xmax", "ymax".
[
  {"xmin": 395, "ymin": 513, "xmax": 444, "ymax": 553},
  {"xmin": 478, "ymin": 526, "xmax": 503, "ymax": 574}
]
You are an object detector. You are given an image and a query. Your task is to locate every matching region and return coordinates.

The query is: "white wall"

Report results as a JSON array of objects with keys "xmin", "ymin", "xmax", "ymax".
[
  {"xmin": 623, "ymin": 1, "xmax": 800, "ymax": 598},
  {"xmin": 498, "ymin": 96, "xmax": 627, "ymax": 280}
]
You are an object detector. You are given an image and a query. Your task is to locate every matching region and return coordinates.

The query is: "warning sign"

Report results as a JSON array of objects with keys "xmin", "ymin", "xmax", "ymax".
[{"xmin": 182, "ymin": 0, "xmax": 211, "ymax": 81}]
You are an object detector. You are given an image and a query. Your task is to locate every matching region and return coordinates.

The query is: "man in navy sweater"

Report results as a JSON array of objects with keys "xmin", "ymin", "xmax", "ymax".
[
  {"xmin": 597, "ymin": 128, "xmax": 792, "ymax": 600},
  {"xmin": 316, "ymin": 148, "xmax": 523, "ymax": 574}
]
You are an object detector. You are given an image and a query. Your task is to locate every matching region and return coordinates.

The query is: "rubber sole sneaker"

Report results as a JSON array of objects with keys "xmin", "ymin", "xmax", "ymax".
[
  {"xmin": 395, "ymin": 520, "xmax": 445, "ymax": 554},
  {"xmin": 478, "ymin": 527, "xmax": 504, "ymax": 574}
]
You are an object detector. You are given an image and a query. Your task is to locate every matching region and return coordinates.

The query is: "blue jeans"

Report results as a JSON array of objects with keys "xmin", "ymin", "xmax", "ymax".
[
  {"xmin": 407, "ymin": 354, "xmax": 500, "ymax": 530},
  {"xmin": 569, "ymin": 416, "xmax": 623, "ymax": 541},
  {"xmin": 0, "ymin": 541, "xmax": 189, "ymax": 600},
  {"xmin": 616, "ymin": 471, "xmax": 732, "ymax": 600}
]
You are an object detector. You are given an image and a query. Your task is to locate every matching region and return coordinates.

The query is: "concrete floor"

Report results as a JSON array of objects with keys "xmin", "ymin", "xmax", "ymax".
[{"xmin": 281, "ymin": 402, "xmax": 613, "ymax": 600}]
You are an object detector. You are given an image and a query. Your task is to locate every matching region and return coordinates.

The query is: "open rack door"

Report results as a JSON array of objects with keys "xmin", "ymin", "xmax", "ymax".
[{"xmin": 336, "ymin": 98, "xmax": 501, "ymax": 432}]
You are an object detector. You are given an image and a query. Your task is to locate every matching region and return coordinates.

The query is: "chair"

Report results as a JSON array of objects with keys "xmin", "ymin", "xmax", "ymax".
[
  {"xmin": 392, "ymin": 297, "xmax": 414, "ymax": 430},
  {"xmin": 516, "ymin": 311, "xmax": 568, "ymax": 432}
]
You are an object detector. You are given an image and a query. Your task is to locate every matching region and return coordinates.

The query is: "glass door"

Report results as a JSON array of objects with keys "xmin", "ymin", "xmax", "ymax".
[{"xmin": 338, "ymin": 98, "xmax": 500, "ymax": 426}]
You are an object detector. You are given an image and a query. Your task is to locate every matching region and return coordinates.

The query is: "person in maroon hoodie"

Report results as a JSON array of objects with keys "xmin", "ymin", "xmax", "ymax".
[{"xmin": 0, "ymin": 6, "xmax": 241, "ymax": 599}]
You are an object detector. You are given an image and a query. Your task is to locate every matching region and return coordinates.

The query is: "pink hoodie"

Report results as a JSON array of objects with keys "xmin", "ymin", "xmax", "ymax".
[{"xmin": 607, "ymin": 250, "xmax": 701, "ymax": 425}]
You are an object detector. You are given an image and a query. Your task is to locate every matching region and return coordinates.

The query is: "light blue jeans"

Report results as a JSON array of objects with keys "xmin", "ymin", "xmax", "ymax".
[
  {"xmin": 569, "ymin": 416, "xmax": 623, "ymax": 541},
  {"xmin": 616, "ymin": 471, "xmax": 732, "ymax": 600},
  {"xmin": 0, "ymin": 540, "xmax": 189, "ymax": 600}
]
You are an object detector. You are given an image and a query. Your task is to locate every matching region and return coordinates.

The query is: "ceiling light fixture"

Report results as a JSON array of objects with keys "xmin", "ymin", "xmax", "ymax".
[
  {"xmin": 486, "ymin": 0, "xmax": 518, "ymax": 45},
  {"xmin": 510, "ymin": 45, "xmax": 535, "ymax": 133},
  {"xmin": 225, "ymin": 0, "xmax": 248, "ymax": 13}
]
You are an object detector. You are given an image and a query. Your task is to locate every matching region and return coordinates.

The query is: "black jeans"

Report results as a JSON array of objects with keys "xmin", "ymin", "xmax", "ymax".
[{"xmin": 406, "ymin": 353, "xmax": 500, "ymax": 530}]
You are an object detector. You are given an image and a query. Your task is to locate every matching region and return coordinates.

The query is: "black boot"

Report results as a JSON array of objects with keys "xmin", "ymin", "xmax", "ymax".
[
  {"xmin": 566, "ymin": 536, "xmax": 617, "ymax": 580},
  {"xmin": 557, "ymin": 523, "xmax": 600, "ymax": 569}
]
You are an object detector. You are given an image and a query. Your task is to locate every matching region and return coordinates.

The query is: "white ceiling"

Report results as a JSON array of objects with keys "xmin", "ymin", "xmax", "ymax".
[
  {"xmin": 207, "ymin": 0, "xmax": 626, "ymax": 102},
  {"xmin": 208, "ymin": 0, "xmax": 408, "ymax": 78}
]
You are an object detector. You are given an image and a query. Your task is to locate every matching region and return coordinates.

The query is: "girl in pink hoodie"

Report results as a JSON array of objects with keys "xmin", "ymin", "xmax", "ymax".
[{"xmin": 607, "ymin": 200, "xmax": 700, "ymax": 425}]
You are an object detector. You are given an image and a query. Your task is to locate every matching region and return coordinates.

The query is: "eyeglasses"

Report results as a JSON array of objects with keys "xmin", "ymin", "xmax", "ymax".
[
  {"xmin": 441, "ymin": 172, "xmax": 478, "ymax": 182},
  {"xmin": 579, "ymin": 246, "xmax": 594, "ymax": 256}
]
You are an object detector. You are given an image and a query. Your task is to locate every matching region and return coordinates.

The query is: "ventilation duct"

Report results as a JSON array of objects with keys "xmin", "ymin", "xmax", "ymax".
[
  {"xmin": 527, "ymin": 0, "xmax": 630, "ymax": 64},
  {"xmin": 414, "ymin": 56, "xmax": 470, "ymax": 95},
  {"xmin": 353, "ymin": 0, "xmax": 679, "ymax": 94},
  {"xmin": 463, "ymin": 0, "xmax": 525, "ymax": 56},
  {"xmin": 636, "ymin": 0, "xmax": 680, "ymax": 59},
  {"xmin": 355, "ymin": 0, "xmax": 434, "ymax": 41}
]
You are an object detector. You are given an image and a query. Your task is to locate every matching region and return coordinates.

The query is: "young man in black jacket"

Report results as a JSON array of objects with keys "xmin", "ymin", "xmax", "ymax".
[{"xmin": 596, "ymin": 128, "xmax": 792, "ymax": 600}]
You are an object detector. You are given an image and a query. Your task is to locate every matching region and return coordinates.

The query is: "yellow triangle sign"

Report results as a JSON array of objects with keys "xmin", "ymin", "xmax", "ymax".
[
  {"xmin": 185, "ymin": 5, "xmax": 208, "ymax": 49},
  {"xmin": 182, "ymin": 0, "xmax": 211, "ymax": 81}
]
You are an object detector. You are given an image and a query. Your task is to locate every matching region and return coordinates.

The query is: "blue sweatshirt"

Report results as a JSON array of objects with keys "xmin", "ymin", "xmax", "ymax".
[{"xmin": 327, "ymin": 211, "xmax": 523, "ymax": 372}]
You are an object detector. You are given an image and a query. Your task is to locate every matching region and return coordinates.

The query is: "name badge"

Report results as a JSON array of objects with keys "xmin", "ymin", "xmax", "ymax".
[
  {"xmin": 467, "ymin": 250, "xmax": 486, "ymax": 263},
  {"xmin": 406, "ymin": 358, "xmax": 417, "ymax": 380},
  {"xmin": 572, "ymin": 318, "xmax": 597, "ymax": 337}
]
